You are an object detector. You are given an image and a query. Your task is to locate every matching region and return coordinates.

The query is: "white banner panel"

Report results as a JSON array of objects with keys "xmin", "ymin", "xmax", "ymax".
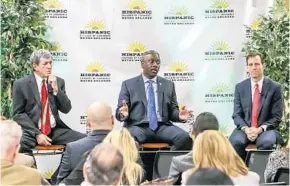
[{"xmin": 42, "ymin": 0, "xmax": 268, "ymax": 136}]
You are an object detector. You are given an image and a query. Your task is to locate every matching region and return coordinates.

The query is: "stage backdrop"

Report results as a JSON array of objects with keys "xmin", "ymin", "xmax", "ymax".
[{"xmin": 43, "ymin": 0, "xmax": 271, "ymax": 136}]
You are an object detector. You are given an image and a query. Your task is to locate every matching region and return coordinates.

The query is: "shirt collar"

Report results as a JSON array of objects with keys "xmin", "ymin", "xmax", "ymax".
[
  {"xmin": 34, "ymin": 72, "xmax": 46, "ymax": 86},
  {"xmin": 142, "ymin": 73, "xmax": 157, "ymax": 84},
  {"xmin": 251, "ymin": 76, "xmax": 264, "ymax": 90}
]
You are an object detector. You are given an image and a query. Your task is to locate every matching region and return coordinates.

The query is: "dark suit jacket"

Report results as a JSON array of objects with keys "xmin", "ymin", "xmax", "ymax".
[
  {"xmin": 12, "ymin": 74, "xmax": 71, "ymax": 139},
  {"xmin": 232, "ymin": 77, "xmax": 283, "ymax": 130},
  {"xmin": 63, "ymin": 148, "xmax": 145, "ymax": 185},
  {"xmin": 115, "ymin": 75, "xmax": 182, "ymax": 126},
  {"xmin": 56, "ymin": 130, "xmax": 110, "ymax": 184}
]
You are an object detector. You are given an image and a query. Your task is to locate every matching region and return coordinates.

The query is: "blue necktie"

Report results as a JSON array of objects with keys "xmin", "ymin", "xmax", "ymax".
[{"xmin": 148, "ymin": 80, "xmax": 158, "ymax": 131}]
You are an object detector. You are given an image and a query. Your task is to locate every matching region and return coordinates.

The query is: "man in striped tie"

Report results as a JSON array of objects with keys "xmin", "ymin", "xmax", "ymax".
[
  {"xmin": 229, "ymin": 52, "xmax": 283, "ymax": 160},
  {"xmin": 12, "ymin": 49, "xmax": 86, "ymax": 153}
]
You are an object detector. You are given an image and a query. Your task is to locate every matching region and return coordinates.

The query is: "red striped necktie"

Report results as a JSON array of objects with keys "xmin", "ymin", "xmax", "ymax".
[{"xmin": 41, "ymin": 79, "xmax": 51, "ymax": 135}]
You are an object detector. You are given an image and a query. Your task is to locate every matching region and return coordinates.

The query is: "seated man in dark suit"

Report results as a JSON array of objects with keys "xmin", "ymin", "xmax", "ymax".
[
  {"xmin": 169, "ymin": 112, "xmax": 219, "ymax": 184},
  {"xmin": 12, "ymin": 49, "xmax": 85, "ymax": 153},
  {"xmin": 56, "ymin": 101, "xmax": 114, "ymax": 184},
  {"xmin": 116, "ymin": 50, "xmax": 192, "ymax": 150},
  {"xmin": 229, "ymin": 52, "xmax": 283, "ymax": 160}
]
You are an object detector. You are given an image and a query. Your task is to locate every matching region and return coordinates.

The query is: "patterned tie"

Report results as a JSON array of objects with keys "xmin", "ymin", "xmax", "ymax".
[
  {"xmin": 251, "ymin": 83, "xmax": 260, "ymax": 128},
  {"xmin": 41, "ymin": 79, "xmax": 51, "ymax": 135},
  {"xmin": 148, "ymin": 80, "xmax": 158, "ymax": 131}
]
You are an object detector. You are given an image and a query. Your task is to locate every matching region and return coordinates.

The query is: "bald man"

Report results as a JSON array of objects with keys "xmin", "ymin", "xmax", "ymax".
[
  {"xmin": 56, "ymin": 102, "xmax": 114, "ymax": 184},
  {"xmin": 82, "ymin": 143, "xmax": 124, "ymax": 185}
]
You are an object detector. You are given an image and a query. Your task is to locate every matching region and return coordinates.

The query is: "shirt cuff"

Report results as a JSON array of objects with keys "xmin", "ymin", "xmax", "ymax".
[
  {"xmin": 261, "ymin": 125, "xmax": 267, "ymax": 131},
  {"xmin": 241, "ymin": 126, "xmax": 248, "ymax": 131}
]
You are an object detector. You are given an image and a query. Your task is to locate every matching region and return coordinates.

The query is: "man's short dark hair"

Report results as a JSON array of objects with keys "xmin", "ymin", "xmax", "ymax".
[
  {"xmin": 84, "ymin": 143, "xmax": 124, "ymax": 185},
  {"xmin": 186, "ymin": 168, "xmax": 234, "ymax": 185},
  {"xmin": 246, "ymin": 52, "xmax": 264, "ymax": 65},
  {"xmin": 192, "ymin": 112, "xmax": 219, "ymax": 136},
  {"xmin": 141, "ymin": 50, "xmax": 160, "ymax": 63}
]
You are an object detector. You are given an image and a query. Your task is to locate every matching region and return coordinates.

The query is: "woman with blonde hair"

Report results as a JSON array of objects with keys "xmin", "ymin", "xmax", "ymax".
[
  {"xmin": 103, "ymin": 128, "xmax": 144, "ymax": 185},
  {"xmin": 183, "ymin": 130, "xmax": 259, "ymax": 185}
]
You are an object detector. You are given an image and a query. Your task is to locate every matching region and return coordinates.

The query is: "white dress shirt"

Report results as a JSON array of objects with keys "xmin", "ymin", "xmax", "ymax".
[
  {"xmin": 142, "ymin": 74, "xmax": 161, "ymax": 121},
  {"xmin": 250, "ymin": 76, "xmax": 264, "ymax": 102},
  {"xmin": 34, "ymin": 73, "xmax": 56, "ymax": 129}
]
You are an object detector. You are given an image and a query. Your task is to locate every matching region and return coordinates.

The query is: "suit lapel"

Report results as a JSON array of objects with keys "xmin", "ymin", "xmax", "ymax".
[
  {"xmin": 28, "ymin": 74, "xmax": 41, "ymax": 107},
  {"xmin": 157, "ymin": 76, "xmax": 164, "ymax": 116},
  {"xmin": 48, "ymin": 91, "xmax": 57, "ymax": 116},
  {"xmin": 246, "ymin": 78, "xmax": 252, "ymax": 115},
  {"xmin": 258, "ymin": 78, "xmax": 270, "ymax": 116},
  {"xmin": 137, "ymin": 75, "xmax": 147, "ymax": 106}
]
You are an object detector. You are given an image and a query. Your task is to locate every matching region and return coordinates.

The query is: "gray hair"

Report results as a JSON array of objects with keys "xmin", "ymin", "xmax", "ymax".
[
  {"xmin": 0, "ymin": 120, "xmax": 22, "ymax": 156},
  {"xmin": 85, "ymin": 143, "xmax": 124, "ymax": 185},
  {"xmin": 141, "ymin": 50, "xmax": 161, "ymax": 63},
  {"xmin": 30, "ymin": 49, "xmax": 52, "ymax": 66}
]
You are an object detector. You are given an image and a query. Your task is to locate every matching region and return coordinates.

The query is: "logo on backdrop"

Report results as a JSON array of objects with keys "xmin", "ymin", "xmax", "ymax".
[
  {"xmin": 204, "ymin": 0, "xmax": 235, "ymax": 19},
  {"xmin": 80, "ymin": 110, "xmax": 92, "ymax": 135},
  {"xmin": 121, "ymin": 42, "xmax": 146, "ymax": 62},
  {"xmin": 204, "ymin": 41, "xmax": 235, "ymax": 61},
  {"xmin": 205, "ymin": 82, "xmax": 234, "ymax": 103},
  {"xmin": 246, "ymin": 17, "xmax": 262, "ymax": 39},
  {"xmin": 80, "ymin": 62, "xmax": 111, "ymax": 83},
  {"xmin": 50, "ymin": 42, "xmax": 68, "ymax": 62},
  {"xmin": 163, "ymin": 62, "xmax": 194, "ymax": 82},
  {"xmin": 80, "ymin": 20, "xmax": 111, "ymax": 40},
  {"xmin": 122, "ymin": 0, "xmax": 152, "ymax": 20},
  {"xmin": 164, "ymin": 6, "xmax": 194, "ymax": 25},
  {"xmin": 43, "ymin": 0, "xmax": 68, "ymax": 19},
  {"xmin": 43, "ymin": 169, "xmax": 54, "ymax": 179}
]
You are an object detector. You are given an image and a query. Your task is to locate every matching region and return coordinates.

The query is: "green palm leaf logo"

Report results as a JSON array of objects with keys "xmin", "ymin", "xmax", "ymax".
[
  {"xmin": 50, "ymin": 42, "xmax": 61, "ymax": 52},
  {"xmin": 211, "ymin": 0, "xmax": 229, "ymax": 9},
  {"xmin": 43, "ymin": 169, "xmax": 55, "ymax": 179},
  {"xmin": 211, "ymin": 83, "xmax": 230, "ymax": 93},
  {"xmin": 219, "ymin": 124, "xmax": 231, "ymax": 136},
  {"xmin": 250, "ymin": 18, "xmax": 262, "ymax": 30},
  {"xmin": 211, "ymin": 41, "xmax": 229, "ymax": 51},
  {"xmin": 170, "ymin": 6, "xmax": 188, "ymax": 15}
]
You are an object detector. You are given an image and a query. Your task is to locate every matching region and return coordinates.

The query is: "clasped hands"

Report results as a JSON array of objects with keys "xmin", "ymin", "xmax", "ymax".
[
  {"xmin": 244, "ymin": 127, "xmax": 263, "ymax": 142},
  {"xmin": 36, "ymin": 133, "xmax": 52, "ymax": 146}
]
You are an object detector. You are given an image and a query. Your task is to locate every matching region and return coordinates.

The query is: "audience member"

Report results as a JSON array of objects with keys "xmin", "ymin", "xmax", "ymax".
[
  {"xmin": 82, "ymin": 143, "xmax": 124, "ymax": 185},
  {"xmin": 264, "ymin": 139, "xmax": 290, "ymax": 183},
  {"xmin": 1, "ymin": 116, "xmax": 35, "ymax": 168},
  {"xmin": 183, "ymin": 130, "xmax": 260, "ymax": 185},
  {"xmin": 56, "ymin": 101, "xmax": 114, "ymax": 184},
  {"xmin": 103, "ymin": 128, "xmax": 144, "ymax": 185},
  {"xmin": 169, "ymin": 112, "xmax": 219, "ymax": 182},
  {"xmin": 1, "ymin": 120, "xmax": 49, "ymax": 185},
  {"xmin": 185, "ymin": 168, "xmax": 234, "ymax": 185}
]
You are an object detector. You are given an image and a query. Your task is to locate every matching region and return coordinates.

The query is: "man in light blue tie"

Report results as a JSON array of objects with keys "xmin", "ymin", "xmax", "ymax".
[{"xmin": 116, "ymin": 50, "xmax": 192, "ymax": 150}]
